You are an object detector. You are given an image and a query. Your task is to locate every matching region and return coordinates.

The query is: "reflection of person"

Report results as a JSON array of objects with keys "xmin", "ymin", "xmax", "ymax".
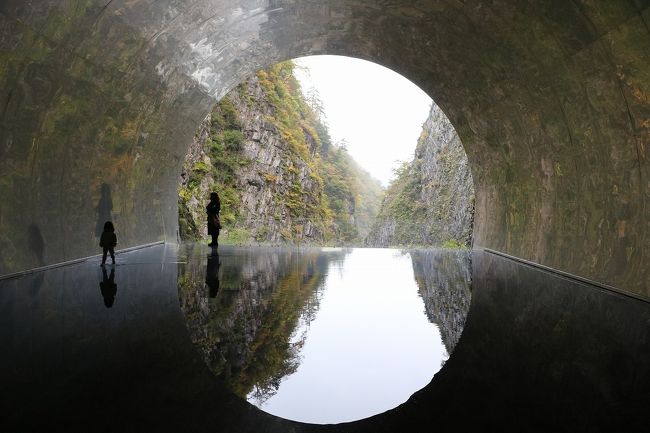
[
  {"xmin": 206, "ymin": 252, "xmax": 221, "ymax": 298},
  {"xmin": 100, "ymin": 267, "xmax": 117, "ymax": 308},
  {"xmin": 100, "ymin": 221, "xmax": 117, "ymax": 266},
  {"xmin": 206, "ymin": 192, "xmax": 221, "ymax": 247}
]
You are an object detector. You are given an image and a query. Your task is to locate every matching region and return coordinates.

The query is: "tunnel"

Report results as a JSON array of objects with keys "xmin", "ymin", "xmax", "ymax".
[
  {"xmin": 0, "ymin": 0, "xmax": 647, "ymax": 294},
  {"xmin": 1, "ymin": 1, "xmax": 650, "ymax": 431}
]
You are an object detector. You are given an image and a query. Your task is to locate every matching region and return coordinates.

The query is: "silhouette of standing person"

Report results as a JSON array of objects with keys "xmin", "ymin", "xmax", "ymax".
[
  {"xmin": 100, "ymin": 267, "xmax": 117, "ymax": 308},
  {"xmin": 206, "ymin": 192, "xmax": 221, "ymax": 247},
  {"xmin": 206, "ymin": 251, "xmax": 221, "ymax": 298},
  {"xmin": 100, "ymin": 221, "xmax": 117, "ymax": 266}
]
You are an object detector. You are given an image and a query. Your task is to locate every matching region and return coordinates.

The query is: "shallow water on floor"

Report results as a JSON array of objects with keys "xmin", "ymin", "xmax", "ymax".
[
  {"xmin": 177, "ymin": 246, "xmax": 472, "ymax": 423},
  {"xmin": 4, "ymin": 243, "xmax": 650, "ymax": 432}
]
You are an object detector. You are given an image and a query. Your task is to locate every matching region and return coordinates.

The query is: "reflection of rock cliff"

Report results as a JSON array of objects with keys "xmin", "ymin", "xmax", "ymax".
[
  {"xmin": 410, "ymin": 250, "xmax": 472, "ymax": 354},
  {"xmin": 177, "ymin": 245, "xmax": 346, "ymax": 402}
]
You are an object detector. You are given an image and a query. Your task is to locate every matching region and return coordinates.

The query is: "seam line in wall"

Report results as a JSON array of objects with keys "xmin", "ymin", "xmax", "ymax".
[{"xmin": 0, "ymin": 241, "xmax": 167, "ymax": 281}]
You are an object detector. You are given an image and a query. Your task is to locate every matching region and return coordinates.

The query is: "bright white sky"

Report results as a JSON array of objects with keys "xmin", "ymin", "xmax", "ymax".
[{"xmin": 293, "ymin": 55, "xmax": 432, "ymax": 187}]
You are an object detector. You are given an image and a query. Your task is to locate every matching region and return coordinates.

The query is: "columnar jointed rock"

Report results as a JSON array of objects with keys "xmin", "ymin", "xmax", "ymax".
[
  {"xmin": 178, "ymin": 66, "xmax": 383, "ymax": 245},
  {"xmin": 227, "ymin": 76, "xmax": 326, "ymax": 243},
  {"xmin": 366, "ymin": 104, "xmax": 475, "ymax": 247}
]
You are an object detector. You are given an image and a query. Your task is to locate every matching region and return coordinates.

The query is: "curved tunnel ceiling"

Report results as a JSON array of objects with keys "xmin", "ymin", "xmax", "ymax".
[{"xmin": 0, "ymin": 1, "xmax": 648, "ymax": 295}]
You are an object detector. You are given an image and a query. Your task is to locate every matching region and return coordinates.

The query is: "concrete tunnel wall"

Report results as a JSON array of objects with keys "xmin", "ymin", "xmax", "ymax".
[{"xmin": 0, "ymin": 1, "xmax": 648, "ymax": 295}]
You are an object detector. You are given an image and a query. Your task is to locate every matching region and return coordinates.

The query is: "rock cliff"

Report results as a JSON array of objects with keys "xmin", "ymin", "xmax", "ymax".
[
  {"xmin": 365, "ymin": 104, "xmax": 474, "ymax": 247},
  {"xmin": 179, "ymin": 62, "xmax": 383, "ymax": 245}
]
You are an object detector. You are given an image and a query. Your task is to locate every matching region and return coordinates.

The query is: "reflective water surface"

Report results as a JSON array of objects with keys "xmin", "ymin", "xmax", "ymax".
[
  {"xmin": 3, "ymin": 243, "xmax": 650, "ymax": 432},
  {"xmin": 177, "ymin": 247, "xmax": 472, "ymax": 423}
]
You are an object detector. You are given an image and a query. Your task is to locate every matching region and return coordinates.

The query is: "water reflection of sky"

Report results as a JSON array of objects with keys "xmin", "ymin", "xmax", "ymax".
[
  {"xmin": 251, "ymin": 248, "xmax": 446, "ymax": 424},
  {"xmin": 6, "ymin": 244, "xmax": 650, "ymax": 431}
]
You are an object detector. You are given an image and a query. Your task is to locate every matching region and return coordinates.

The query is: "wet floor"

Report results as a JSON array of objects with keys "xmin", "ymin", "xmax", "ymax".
[
  {"xmin": 1, "ymin": 243, "xmax": 649, "ymax": 432},
  {"xmin": 178, "ymin": 246, "xmax": 470, "ymax": 423}
]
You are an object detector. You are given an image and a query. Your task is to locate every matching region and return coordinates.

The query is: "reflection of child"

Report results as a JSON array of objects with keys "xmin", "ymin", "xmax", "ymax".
[
  {"xmin": 100, "ymin": 221, "xmax": 117, "ymax": 266},
  {"xmin": 100, "ymin": 267, "xmax": 117, "ymax": 308}
]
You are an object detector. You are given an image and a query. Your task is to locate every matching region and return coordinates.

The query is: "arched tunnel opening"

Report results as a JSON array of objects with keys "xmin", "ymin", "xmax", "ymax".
[
  {"xmin": 1, "ymin": 1, "xmax": 649, "ymax": 431},
  {"xmin": 174, "ymin": 54, "xmax": 474, "ymax": 423},
  {"xmin": 177, "ymin": 55, "xmax": 474, "ymax": 250}
]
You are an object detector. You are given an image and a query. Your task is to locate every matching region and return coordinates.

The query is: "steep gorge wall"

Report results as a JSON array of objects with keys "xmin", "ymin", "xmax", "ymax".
[
  {"xmin": 178, "ymin": 64, "xmax": 383, "ymax": 246},
  {"xmin": 366, "ymin": 104, "xmax": 474, "ymax": 247},
  {"xmin": 179, "ymin": 74, "xmax": 327, "ymax": 244}
]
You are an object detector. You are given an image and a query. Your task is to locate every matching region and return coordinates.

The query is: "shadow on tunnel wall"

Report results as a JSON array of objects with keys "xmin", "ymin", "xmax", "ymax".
[
  {"xmin": 27, "ymin": 224, "xmax": 45, "ymax": 267},
  {"xmin": 95, "ymin": 183, "xmax": 113, "ymax": 239}
]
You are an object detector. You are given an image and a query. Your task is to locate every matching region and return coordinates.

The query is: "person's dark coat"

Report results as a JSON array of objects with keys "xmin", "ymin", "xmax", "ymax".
[
  {"xmin": 206, "ymin": 200, "xmax": 221, "ymax": 235},
  {"xmin": 99, "ymin": 232, "xmax": 117, "ymax": 248}
]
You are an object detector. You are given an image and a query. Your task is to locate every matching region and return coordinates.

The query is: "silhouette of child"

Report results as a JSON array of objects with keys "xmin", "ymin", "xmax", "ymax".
[{"xmin": 100, "ymin": 221, "xmax": 117, "ymax": 266}]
